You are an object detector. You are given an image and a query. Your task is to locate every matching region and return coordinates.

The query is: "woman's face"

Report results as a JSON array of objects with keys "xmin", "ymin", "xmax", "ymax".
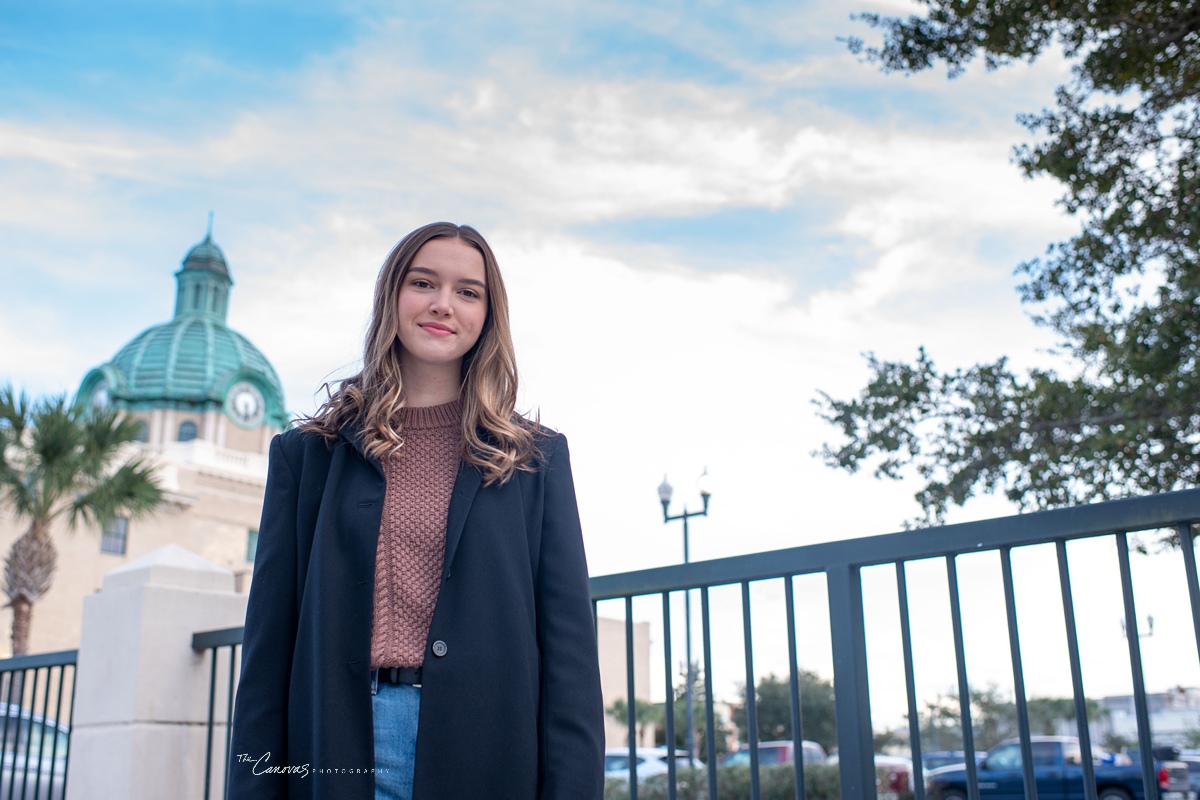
[{"xmin": 394, "ymin": 237, "xmax": 489, "ymax": 373}]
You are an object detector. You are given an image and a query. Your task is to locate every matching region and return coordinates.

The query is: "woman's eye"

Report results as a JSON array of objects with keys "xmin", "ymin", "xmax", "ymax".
[
  {"xmin": 460, "ymin": 288, "xmax": 480, "ymax": 299},
  {"xmin": 411, "ymin": 279, "xmax": 433, "ymax": 289}
]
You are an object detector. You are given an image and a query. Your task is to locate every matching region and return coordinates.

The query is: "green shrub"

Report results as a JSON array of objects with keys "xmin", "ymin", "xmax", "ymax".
[
  {"xmin": 605, "ymin": 761, "xmax": 857, "ymax": 800},
  {"xmin": 603, "ymin": 776, "xmax": 630, "ymax": 800}
]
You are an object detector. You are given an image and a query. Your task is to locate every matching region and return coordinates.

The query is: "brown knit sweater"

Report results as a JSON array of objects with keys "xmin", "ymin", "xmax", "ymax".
[{"xmin": 370, "ymin": 399, "xmax": 462, "ymax": 669}]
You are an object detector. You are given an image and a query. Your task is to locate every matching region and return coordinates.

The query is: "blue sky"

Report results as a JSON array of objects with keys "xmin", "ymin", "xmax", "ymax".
[{"xmin": 11, "ymin": 1, "xmax": 1192, "ymax": 717}]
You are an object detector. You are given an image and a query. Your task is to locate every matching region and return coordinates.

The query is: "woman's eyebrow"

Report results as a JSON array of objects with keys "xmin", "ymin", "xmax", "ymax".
[{"xmin": 408, "ymin": 265, "xmax": 486, "ymax": 289}]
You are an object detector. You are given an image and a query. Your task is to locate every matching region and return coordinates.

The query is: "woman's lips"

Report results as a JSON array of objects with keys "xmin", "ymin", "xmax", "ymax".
[{"xmin": 419, "ymin": 323, "xmax": 454, "ymax": 337}]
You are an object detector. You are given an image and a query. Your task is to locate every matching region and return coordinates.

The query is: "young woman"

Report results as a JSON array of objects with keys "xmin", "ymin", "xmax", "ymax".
[{"xmin": 228, "ymin": 222, "xmax": 605, "ymax": 800}]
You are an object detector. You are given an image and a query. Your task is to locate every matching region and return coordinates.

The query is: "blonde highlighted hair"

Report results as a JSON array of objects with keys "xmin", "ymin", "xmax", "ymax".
[{"xmin": 299, "ymin": 222, "xmax": 539, "ymax": 485}]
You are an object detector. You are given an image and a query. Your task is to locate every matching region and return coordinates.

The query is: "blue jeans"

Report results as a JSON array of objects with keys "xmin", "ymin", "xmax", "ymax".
[{"xmin": 373, "ymin": 681, "xmax": 421, "ymax": 800}]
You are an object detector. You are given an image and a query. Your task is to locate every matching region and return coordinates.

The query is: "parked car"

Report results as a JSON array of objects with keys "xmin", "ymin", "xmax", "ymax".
[
  {"xmin": 0, "ymin": 703, "xmax": 70, "ymax": 800},
  {"xmin": 824, "ymin": 751, "xmax": 914, "ymax": 795},
  {"xmin": 604, "ymin": 747, "xmax": 700, "ymax": 782},
  {"xmin": 720, "ymin": 739, "xmax": 827, "ymax": 767},
  {"xmin": 1175, "ymin": 751, "xmax": 1200, "ymax": 798},
  {"xmin": 925, "ymin": 736, "xmax": 1189, "ymax": 800},
  {"xmin": 922, "ymin": 751, "xmax": 968, "ymax": 772},
  {"xmin": 874, "ymin": 754, "xmax": 915, "ymax": 795}
]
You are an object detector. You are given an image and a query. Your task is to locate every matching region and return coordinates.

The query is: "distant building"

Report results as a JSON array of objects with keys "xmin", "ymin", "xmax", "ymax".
[
  {"xmin": 597, "ymin": 617, "xmax": 654, "ymax": 748},
  {"xmin": 0, "ymin": 226, "xmax": 282, "ymax": 655},
  {"xmin": 1097, "ymin": 687, "xmax": 1200, "ymax": 747}
]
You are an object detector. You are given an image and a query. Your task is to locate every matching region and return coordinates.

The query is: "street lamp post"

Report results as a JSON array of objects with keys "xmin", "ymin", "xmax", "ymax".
[{"xmin": 658, "ymin": 469, "xmax": 712, "ymax": 767}]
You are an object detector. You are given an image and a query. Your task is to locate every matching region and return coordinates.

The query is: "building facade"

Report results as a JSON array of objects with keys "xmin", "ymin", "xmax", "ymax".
[{"xmin": 0, "ymin": 227, "xmax": 282, "ymax": 655}]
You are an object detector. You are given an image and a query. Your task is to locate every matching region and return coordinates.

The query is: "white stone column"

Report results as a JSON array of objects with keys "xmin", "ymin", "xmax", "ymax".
[{"xmin": 66, "ymin": 544, "xmax": 248, "ymax": 800}]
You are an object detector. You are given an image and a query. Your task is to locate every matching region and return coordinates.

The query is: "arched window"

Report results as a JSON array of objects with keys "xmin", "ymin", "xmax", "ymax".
[
  {"xmin": 178, "ymin": 421, "xmax": 198, "ymax": 442},
  {"xmin": 192, "ymin": 284, "xmax": 201, "ymax": 310},
  {"xmin": 133, "ymin": 420, "xmax": 150, "ymax": 443}
]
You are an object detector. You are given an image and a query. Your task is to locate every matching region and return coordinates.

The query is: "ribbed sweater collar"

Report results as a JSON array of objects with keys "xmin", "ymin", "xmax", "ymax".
[{"xmin": 397, "ymin": 399, "xmax": 462, "ymax": 430}]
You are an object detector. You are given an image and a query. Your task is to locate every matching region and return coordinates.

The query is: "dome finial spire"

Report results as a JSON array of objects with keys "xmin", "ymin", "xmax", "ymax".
[{"xmin": 206, "ymin": 211, "xmax": 214, "ymax": 241}]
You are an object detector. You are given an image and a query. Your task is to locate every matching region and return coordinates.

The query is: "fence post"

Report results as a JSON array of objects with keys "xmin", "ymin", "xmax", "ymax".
[
  {"xmin": 65, "ymin": 544, "xmax": 247, "ymax": 800},
  {"xmin": 827, "ymin": 562, "xmax": 876, "ymax": 800}
]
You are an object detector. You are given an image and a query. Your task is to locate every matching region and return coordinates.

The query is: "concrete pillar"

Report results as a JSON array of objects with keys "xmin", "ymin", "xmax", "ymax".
[{"xmin": 66, "ymin": 544, "xmax": 248, "ymax": 800}]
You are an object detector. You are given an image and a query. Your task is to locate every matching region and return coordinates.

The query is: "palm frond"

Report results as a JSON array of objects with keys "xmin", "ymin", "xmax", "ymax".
[
  {"xmin": 69, "ymin": 457, "xmax": 164, "ymax": 530},
  {"xmin": 0, "ymin": 387, "xmax": 38, "ymax": 521},
  {"xmin": 26, "ymin": 396, "xmax": 84, "ymax": 513},
  {"xmin": 0, "ymin": 385, "xmax": 31, "ymax": 441},
  {"xmin": 79, "ymin": 406, "xmax": 144, "ymax": 474}
]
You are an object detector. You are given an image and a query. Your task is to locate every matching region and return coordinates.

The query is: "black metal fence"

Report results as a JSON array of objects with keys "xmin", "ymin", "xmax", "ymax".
[
  {"xmin": 196, "ymin": 488, "xmax": 1200, "ymax": 800},
  {"xmin": 0, "ymin": 649, "xmax": 77, "ymax": 800},
  {"xmin": 191, "ymin": 627, "xmax": 242, "ymax": 800},
  {"xmin": 591, "ymin": 488, "xmax": 1200, "ymax": 800}
]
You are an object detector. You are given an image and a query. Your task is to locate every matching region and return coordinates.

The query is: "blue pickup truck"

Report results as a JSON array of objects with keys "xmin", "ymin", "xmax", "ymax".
[{"xmin": 926, "ymin": 736, "xmax": 1190, "ymax": 800}]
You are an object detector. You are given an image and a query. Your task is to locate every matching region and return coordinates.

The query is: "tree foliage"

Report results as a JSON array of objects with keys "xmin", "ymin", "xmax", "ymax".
[
  {"xmin": 0, "ymin": 386, "xmax": 163, "ymax": 653},
  {"xmin": 608, "ymin": 662, "xmax": 734, "ymax": 760},
  {"xmin": 822, "ymin": 1, "xmax": 1200, "ymax": 525},
  {"xmin": 917, "ymin": 686, "xmax": 1108, "ymax": 752},
  {"xmin": 732, "ymin": 671, "xmax": 838, "ymax": 754}
]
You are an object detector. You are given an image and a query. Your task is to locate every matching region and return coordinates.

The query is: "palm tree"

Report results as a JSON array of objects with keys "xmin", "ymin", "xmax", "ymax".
[{"xmin": 0, "ymin": 386, "xmax": 163, "ymax": 654}]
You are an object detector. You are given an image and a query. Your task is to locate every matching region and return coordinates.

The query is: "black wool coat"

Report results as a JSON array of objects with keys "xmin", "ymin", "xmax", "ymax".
[{"xmin": 227, "ymin": 424, "xmax": 605, "ymax": 799}]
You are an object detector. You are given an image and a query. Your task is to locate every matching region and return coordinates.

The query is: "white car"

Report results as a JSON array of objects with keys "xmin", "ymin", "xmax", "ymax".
[{"xmin": 604, "ymin": 747, "xmax": 700, "ymax": 782}]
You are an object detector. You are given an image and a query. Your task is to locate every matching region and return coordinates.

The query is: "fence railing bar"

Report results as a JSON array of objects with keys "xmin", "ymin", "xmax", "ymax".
[
  {"xmin": 62, "ymin": 663, "xmax": 76, "ymax": 799},
  {"xmin": 662, "ymin": 591, "xmax": 677, "ymax": 800},
  {"xmin": 192, "ymin": 627, "xmax": 245, "ymax": 651},
  {"xmin": 1115, "ymin": 533, "xmax": 1157, "ymax": 800},
  {"xmin": 0, "ymin": 650, "xmax": 78, "ymax": 672},
  {"xmin": 946, "ymin": 556, "xmax": 980, "ymax": 800},
  {"xmin": 895, "ymin": 561, "xmax": 925, "ymax": 800},
  {"xmin": 590, "ymin": 489, "xmax": 1200, "ymax": 600},
  {"xmin": 742, "ymin": 581, "xmax": 761, "ymax": 800},
  {"xmin": 784, "ymin": 577, "xmax": 807, "ymax": 800},
  {"xmin": 224, "ymin": 645, "xmax": 238, "ymax": 800},
  {"xmin": 701, "ymin": 587, "xmax": 719, "ymax": 800},
  {"xmin": 18, "ymin": 666, "xmax": 42, "ymax": 800},
  {"xmin": 625, "ymin": 597, "xmax": 638, "ymax": 799},
  {"xmin": 47, "ymin": 664, "xmax": 66, "ymax": 800},
  {"xmin": 2, "ymin": 667, "xmax": 21, "ymax": 800},
  {"xmin": 1000, "ymin": 547, "xmax": 1037, "ymax": 800},
  {"xmin": 34, "ymin": 664, "xmax": 54, "ymax": 800},
  {"xmin": 827, "ymin": 563, "xmax": 875, "ymax": 800},
  {"xmin": 1179, "ymin": 523, "xmax": 1200, "ymax": 666},
  {"xmin": 1055, "ymin": 540, "xmax": 1098, "ymax": 800},
  {"xmin": 203, "ymin": 645, "xmax": 218, "ymax": 800}
]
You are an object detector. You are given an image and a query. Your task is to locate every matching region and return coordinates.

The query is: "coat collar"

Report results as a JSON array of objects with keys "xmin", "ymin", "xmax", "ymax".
[{"xmin": 338, "ymin": 422, "xmax": 482, "ymax": 579}]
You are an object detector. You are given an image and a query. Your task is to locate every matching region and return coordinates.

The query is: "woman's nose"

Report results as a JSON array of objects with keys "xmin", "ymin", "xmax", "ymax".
[{"xmin": 429, "ymin": 291, "xmax": 452, "ymax": 315}]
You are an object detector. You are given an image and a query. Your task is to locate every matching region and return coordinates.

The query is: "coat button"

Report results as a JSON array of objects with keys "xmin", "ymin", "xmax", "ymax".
[{"xmin": 432, "ymin": 640, "xmax": 448, "ymax": 657}]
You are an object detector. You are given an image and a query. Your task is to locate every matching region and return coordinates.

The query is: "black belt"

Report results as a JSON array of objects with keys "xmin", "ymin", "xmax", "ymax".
[{"xmin": 375, "ymin": 666, "xmax": 422, "ymax": 686}]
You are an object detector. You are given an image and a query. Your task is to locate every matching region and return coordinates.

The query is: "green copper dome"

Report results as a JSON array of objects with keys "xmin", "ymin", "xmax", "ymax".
[
  {"xmin": 181, "ymin": 235, "xmax": 230, "ymax": 278},
  {"xmin": 77, "ymin": 226, "xmax": 288, "ymax": 430}
]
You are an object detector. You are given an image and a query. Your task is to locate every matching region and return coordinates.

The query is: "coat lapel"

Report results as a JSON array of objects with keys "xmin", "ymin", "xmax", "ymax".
[
  {"xmin": 338, "ymin": 423, "xmax": 385, "ymax": 480},
  {"xmin": 442, "ymin": 461, "xmax": 481, "ymax": 579}
]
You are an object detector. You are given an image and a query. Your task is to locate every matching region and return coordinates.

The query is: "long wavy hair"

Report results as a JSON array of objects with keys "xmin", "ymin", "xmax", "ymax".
[{"xmin": 299, "ymin": 222, "xmax": 539, "ymax": 485}]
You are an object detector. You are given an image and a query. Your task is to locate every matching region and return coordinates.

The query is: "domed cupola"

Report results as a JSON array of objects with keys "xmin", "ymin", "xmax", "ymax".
[
  {"xmin": 175, "ymin": 218, "xmax": 232, "ymax": 322},
  {"xmin": 181, "ymin": 234, "xmax": 230, "ymax": 277},
  {"xmin": 76, "ymin": 219, "xmax": 288, "ymax": 452}
]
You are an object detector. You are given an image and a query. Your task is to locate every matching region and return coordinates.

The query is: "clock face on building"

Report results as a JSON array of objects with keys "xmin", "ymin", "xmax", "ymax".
[{"xmin": 227, "ymin": 382, "xmax": 265, "ymax": 427}]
